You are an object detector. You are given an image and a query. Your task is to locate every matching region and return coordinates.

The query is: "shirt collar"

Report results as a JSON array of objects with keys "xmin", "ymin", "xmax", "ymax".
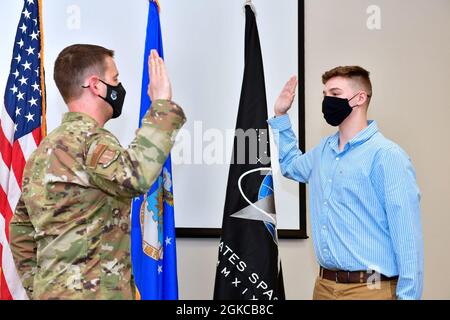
[
  {"xmin": 328, "ymin": 120, "xmax": 379, "ymax": 153},
  {"xmin": 348, "ymin": 120, "xmax": 379, "ymax": 146},
  {"xmin": 62, "ymin": 112, "xmax": 99, "ymax": 127}
]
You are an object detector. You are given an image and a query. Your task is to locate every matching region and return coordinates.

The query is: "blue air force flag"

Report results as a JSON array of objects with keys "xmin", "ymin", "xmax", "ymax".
[{"xmin": 130, "ymin": 0, "xmax": 178, "ymax": 300}]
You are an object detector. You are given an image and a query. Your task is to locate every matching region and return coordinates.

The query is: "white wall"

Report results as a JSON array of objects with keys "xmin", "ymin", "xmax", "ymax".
[{"xmin": 1, "ymin": 0, "xmax": 449, "ymax": 299}]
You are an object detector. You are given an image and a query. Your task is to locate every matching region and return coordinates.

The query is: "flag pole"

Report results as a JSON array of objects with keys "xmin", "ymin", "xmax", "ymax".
[{"xmin": 38, "ymin": 0, "xmax": 46, "ymax": 137}]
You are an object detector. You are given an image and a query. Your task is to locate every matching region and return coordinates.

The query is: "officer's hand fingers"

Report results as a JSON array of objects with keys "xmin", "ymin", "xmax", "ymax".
[
  {"xmin": 158, "ymin": 57, "xmax": 167, "ymax": 79},
  {"xmin": 155, "ymin": 56, "xmax": 163, "ymax": 78},
  {"xmin": 149, "ymin": 51, "xmax": 157, "ymax": 78}
]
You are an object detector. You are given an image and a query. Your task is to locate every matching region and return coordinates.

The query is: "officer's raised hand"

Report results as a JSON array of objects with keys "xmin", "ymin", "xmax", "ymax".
[{"xmin": 148, "ymin": 49, "xmax": 172, "ymax": 101}]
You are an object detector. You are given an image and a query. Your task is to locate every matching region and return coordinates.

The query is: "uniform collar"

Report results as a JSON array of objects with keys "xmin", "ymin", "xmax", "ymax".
[{"xmin": 62, "ymin": 112, "xmax": 99, "ymax": 127}]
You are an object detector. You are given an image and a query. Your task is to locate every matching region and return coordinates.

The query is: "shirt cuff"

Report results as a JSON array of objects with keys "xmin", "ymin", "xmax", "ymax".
[
  {"xmin": 145, "ymin": 99, "xmax": 187, "ymax": 130},
  {"xmin": 267, "ymin": 114, "xmax": 292, "ymax": 131}
]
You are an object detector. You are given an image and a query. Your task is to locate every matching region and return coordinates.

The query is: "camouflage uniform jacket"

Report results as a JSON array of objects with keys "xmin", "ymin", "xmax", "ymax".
[{"xmin": 9, "ymin": 99, "xmax": 186, "ymax": 300}]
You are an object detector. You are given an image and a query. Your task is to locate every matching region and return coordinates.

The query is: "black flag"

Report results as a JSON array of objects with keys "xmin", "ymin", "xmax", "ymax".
[{"xmin": 213, "ymin": 5, "xmax": 285, "ymax": 300}]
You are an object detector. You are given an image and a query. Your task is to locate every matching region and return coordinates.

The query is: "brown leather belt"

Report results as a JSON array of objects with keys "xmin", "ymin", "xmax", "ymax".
[{"xmin": 320, "ymin": 267, "xmax": 398, "ymax": 284}]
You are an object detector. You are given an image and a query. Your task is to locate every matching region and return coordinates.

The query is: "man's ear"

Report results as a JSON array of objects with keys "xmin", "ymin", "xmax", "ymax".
[
  {"xmin": 357, "ymin": 91, "xmax": 369, "ymax": 106},
  {"xmin": 83, "ymin": 76, "xmax": 102, "ymax": 96}
]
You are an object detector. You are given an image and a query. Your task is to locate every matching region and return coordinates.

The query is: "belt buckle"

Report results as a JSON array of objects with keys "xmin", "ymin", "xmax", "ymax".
[{"xmin": 335, "ymin": 271, "xmax": 351, "ymax": 283}]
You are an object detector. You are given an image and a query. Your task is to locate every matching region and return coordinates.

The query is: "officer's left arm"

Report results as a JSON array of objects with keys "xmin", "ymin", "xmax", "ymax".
[
  {"xmin": 9, "ymin": 195, "xmax": 36, "ymax": 298},
  {"xmin": 373, "ymin": 146, "xmax": 424, "ymax": 300}
]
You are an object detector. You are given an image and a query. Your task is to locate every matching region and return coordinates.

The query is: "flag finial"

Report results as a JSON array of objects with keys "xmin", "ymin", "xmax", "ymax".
[
  {"xmin": 151, "ymin": 0, "xmax": 160, "ymax": 13},
  {"xmin": 243, "ymin": 0, "xmax": 257, "ymax": 16}
]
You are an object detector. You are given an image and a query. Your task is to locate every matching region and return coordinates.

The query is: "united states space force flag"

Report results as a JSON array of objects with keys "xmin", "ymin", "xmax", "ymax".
[{"xmin": 213, "ymin": 4, "xmax": 285, "ymax": 300}]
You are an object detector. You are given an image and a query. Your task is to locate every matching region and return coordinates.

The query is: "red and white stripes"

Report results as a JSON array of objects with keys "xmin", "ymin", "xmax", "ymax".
[{"xmin": 0, "ymin": 105, "xmax": 31, "ymax": 300}]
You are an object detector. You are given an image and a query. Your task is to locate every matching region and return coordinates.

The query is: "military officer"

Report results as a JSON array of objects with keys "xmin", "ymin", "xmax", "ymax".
[{"xmin": 9, "ymin": 44, "xmax": 186, "ymax": 299}]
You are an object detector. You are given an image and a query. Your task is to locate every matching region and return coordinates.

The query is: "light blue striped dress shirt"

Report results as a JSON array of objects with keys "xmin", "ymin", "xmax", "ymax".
[{"xmin": 268, "ymin": 115, "xmax": 424, "ymax": 300}]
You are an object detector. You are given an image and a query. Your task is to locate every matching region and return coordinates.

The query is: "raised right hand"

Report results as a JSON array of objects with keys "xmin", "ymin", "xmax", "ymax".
[
  {"xmin": 274, "ymin": 76, "xmax": 298, "ymax": 116},
  {"xmin": 148, "ymin": 49, "xmax": 172, "ymax": 101}
]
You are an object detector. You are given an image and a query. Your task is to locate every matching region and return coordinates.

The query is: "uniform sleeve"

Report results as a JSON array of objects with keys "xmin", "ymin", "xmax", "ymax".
[
  {"xmin": 85, "ymin": 99, "xmax": 186, "ymax": 199},
  {"xmin": 9, "ymin": 195, "xmax": 36, "ymax": 298},
  {"xmin": 267, "ymin": 114, "xmax": 315, "ymax": 183}
]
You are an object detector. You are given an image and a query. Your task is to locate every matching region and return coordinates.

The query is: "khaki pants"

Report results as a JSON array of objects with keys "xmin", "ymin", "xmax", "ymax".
[{"xmin": 313, "ymin": 276, "xmax": 398, "ymax": 300}]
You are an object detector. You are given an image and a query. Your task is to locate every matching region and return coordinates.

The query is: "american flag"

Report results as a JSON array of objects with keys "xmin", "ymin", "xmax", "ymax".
[{"xmin": 0, "ymin": 0, "xmax": 45, "ymax": 300}]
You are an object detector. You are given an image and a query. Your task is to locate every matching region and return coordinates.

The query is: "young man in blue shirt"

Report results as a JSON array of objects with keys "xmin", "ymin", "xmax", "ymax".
[{"xmin": 268, "ymin": 66, "xmax": 423, "ymax": 300}]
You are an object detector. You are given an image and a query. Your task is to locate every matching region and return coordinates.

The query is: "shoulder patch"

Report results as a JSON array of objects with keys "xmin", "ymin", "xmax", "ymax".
[
  {"xmin": 89, "ymin": 143, "xmax": 121, "ymax": 169},
  {"xmin": 98, "ymin": 148, "xmax": 120, "ymax": 168},
  {"xmin": 89, "ymin": 144, "xmax": 108, "ymax": 167}
]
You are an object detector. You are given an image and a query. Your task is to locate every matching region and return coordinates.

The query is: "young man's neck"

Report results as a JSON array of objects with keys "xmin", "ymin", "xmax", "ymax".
[{"xmin": 338, "ymin": 114, "xmax": 368, "ymax": 152}]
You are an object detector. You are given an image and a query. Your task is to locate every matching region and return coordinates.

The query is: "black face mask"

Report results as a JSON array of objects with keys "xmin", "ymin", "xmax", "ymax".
[
  {"xmin": 98, "ymin": 80, "xmax": 126, "ymax": 119},
  {"xmin": 82, "ymin": 79, "xmax": 126, "ymax": 119},
  {"xmin": 322, "ymin": 93, "xmax": 359, "ymax": 126}
]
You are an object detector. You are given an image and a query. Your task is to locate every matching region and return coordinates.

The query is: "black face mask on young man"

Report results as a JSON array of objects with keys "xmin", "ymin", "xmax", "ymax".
[
  {"xmin": 82, "ymin": 79, "xmax": 126, "ymax": 119},
  {"xmin": 322, "ymin": 92, "xmax": 360, "ymax": 127}
]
